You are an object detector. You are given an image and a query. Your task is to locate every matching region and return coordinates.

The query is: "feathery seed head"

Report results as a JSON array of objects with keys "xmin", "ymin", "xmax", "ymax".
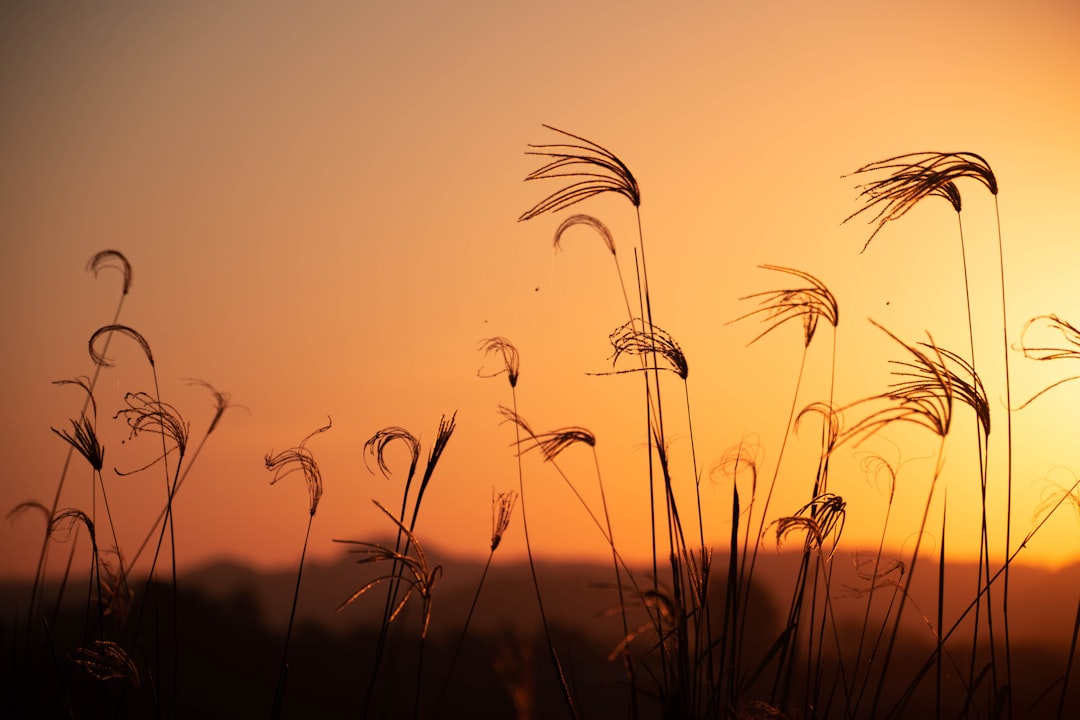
[
  {"xmin": 265, "ymin": 417, "xmax": 331, "ymax": 516},
  {"xmin": 115, "ymin": 392, "xmax": 190, "ymax": 464},
  {"xmin": 491, "ymin": 489, "xmax": 518, "ymax": 551},
  {"xmin": 364, "ymin": 426, "xmax": 421, "ymax": 480},
  {"xmin": 497, "ymin": 405, "xmax": 534, "ymax": 436},
  {"xmin": 87, "ymin": 250, "xmax": 132, "ymax": 295},
  {"xmin": 99, "ymin": 550, "xmax": 133, "ymax": 625},
  {"xmin": 478, "ymin": 337, "xmax": 520, "ymax": 388},
  {"xmin": 844, "ymin": 151, "xmax": 997, "ymax": 252},
  {"xmin": 843, "ymin": 552, "xmax": 905, "ymax": 597},
  {"xmin": 52, "ymin": 415, "xmax": 105, "ymax": 472},
  {"xmin": 71, "ymin": 640, "xmax": 140, "ymax": 687},
  {"xmin": 51, "ymin": 508, "xmax": 97, "ymax": 549},
  {"xmin": 553, "ymin": 214, "xmax": 617, "ymax": 256},
  {"xmin": 519, "ymin": 426, "xmax": 596, "ymax": 462},
  {"xmin": 1016, "ymin": 314, "xmax": 1080, "ymax": 408},
  {"xmin": 519, "ymin": 125, "xmax": 640, "ymax": 222},
  {"xmin": 7, "ymin": 501, "xmax": 50, "ymax": 527},
  {"xmin": 773, "ymin": 493, "xmax": 846, "ymax": 554},
  {"xmin": 796, "ymin": 402, "xmax": 840, "ymax": 455},
  {"xmin": 609, "ymin": 318, "xmax": 689, "ymax": 379},
  {"xmin": 186, "ymin": 379, "xmax": 240, "ymax": 436},
  {"xmin": 1019, "ymin": 314, "xmax": 1080, "ymax": 362},
  {"xmin": 834, "ymin": 323, "xmax": 988, "ymax": 449},
  {"xmin": 733, "ymin": 265, "xmax": 839, "ymax": 348},
  {"xmin": 89, "ymin": 324, "xmax": 154, "ymax": 368}
]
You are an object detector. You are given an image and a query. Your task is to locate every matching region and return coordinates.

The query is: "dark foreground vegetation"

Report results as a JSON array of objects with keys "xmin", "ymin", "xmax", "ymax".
[{"xmin": 4, "ymin": 553, "xmax": 1079, "ymax": 719}]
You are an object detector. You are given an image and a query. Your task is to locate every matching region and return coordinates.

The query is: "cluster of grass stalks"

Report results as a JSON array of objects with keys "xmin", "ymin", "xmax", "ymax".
[
  {"xmin": 485, "ymin": 128, "xmax": 1080, "ymax": 719},
  {"xmin": 4, "ymin": 251, "xmax": 240, "ymax": 717},
  {"xmin": 6, "ymin": 129, "xmax": 1080, "ymax": 720}
]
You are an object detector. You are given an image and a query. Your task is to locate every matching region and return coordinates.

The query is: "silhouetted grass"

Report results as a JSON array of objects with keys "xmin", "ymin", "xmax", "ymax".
[{"xmin": 8, "ymin": 128, "xmax": 1080, "ymax": 720}]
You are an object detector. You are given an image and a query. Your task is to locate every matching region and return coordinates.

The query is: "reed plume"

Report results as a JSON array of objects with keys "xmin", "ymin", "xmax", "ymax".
[
  {"xmin": 848, "ymin": 150, "xmax": 1011, "ymax": 703},
  {"xmin": 732, "ymin": 265, "xmax": 839, "ymax": 349},
  {"xmin": 1016, "ymin": 313, "xmax": 1080, "ymax": 408},
  {"xmin": 70, "ymin": 639, "xmax": 140, "ymax": 687},
  {"xmin": 843, "ymin": 151, "xmax": 996, "ymax": 253},
  {"xmin": 518, "ymin": 125, "xmax": 640, "ymax": 222},
  {"xmin": 264, "ymin": 417, "xmax": 331, "ymax": 719}
]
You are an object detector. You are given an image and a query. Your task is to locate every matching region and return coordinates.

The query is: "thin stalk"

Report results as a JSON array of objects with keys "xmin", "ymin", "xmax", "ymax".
[
  {"xmin": 510, "ymin": 387, "xmax": 579, "ymax": 719},
  {"xmin": 723, "ymin": 481, "xmax": 741, "ymax": 711},
  {"xmin": 435, "ymin": 549, "xmax": 496, "ymax": 714},
  {"xmin": 869, "ymin": 438, "xmax": 948, "ymax": 719},
  {"xmin": 993, "ymin": 198, "xmax": 1015, "ymax": 713},
  {"xmin": 953, "ymin": 208, "xmax": 998, "ymax": 706},
  {"xmin": 435, "ymin": 488, "xmax": 518, "ymax": 716},
  {"xmin": 937, "ymin": 495, "xmax": 947, "ymax": 720},
  {"xmin": 886, "ymin": 469, "xmax": 1080, "ymax": 718},
  {"xmin": 590, "ymin": 445, "xmax": 639, "ymax": 717},
  {"xmin": 1057, "ymin": 595, "xmax": 1080, "ymax": 719},
  {"xmin": 271, "ymin": 512, "xmax": 314, "ymax": 719},
  {"xmin": 739, "ymin": 349, "xmax": 809, "ymax": 659}
]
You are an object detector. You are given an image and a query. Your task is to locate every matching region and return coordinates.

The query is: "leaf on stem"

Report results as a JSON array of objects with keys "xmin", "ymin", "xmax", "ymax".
[{"xmin": 334, "ymin": 500, "xmax": 442, "ymax": 638}]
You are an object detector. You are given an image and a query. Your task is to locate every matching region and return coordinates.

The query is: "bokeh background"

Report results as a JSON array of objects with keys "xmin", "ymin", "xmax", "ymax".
[{"xmin": 2, "ymin": 0, "xmax": 1079, "ymax": 580}]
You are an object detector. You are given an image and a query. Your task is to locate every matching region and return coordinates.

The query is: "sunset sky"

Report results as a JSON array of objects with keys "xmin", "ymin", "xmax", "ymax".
[{"xmin": 2, "ymin": 1, "xmax": 1080, "ymax": 582}]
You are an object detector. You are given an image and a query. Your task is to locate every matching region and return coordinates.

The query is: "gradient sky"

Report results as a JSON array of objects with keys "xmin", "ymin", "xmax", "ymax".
[{"xmin": 2, "ymin": 1, "xmax": 1080, "ymax": 580}]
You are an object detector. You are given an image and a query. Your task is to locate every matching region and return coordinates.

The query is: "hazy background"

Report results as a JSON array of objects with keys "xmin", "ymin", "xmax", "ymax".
[{"xmin": 2, "ymin": 1, "xmax": 1080, "ymax": 580}]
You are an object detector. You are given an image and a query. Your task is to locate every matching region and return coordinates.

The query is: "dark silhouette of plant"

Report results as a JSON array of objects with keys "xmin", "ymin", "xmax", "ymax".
[
  {"xmin": 847, "ymin": 150, "xmax": 1011, "ymax": 706},
  {"xmin": 355, "ymin": 412, "xmax": 456, "ymax": 717},
  {"xmin": 434, "ymin": 488, "xmax": 518, "ymax": 716},
  {"xmin": 27, "ymin": 252, "xmax": 132, "ymax": 672},
  {"xmin": 518, "ymin": 125, "xmax": 640, "ymax": 222},
  {"xmin": 478, "ymin": 336, "xmax": 581, "ymax": 718},
  {"xmin": 264, "ymin": 417, "xmax": 331, "ymax": 719},
  {"xmin": 337, "ymin": 500, "xmax": 443, "ymax": 720}
]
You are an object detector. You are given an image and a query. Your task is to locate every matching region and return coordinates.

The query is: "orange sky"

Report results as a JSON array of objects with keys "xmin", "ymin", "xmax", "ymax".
[{"xmin": 2, "ymin": 1, "xmax": 1080, "ymax": 580}]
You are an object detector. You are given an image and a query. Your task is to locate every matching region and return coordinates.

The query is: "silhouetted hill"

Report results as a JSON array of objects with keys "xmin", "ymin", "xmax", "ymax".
[
  {"xmin": 179, "ymin": 545, "xmax": 1080, "ymax": 648},
  {"xmin": 3, "ymin": 547, "xmax": 1079, "ymax": 718}
]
